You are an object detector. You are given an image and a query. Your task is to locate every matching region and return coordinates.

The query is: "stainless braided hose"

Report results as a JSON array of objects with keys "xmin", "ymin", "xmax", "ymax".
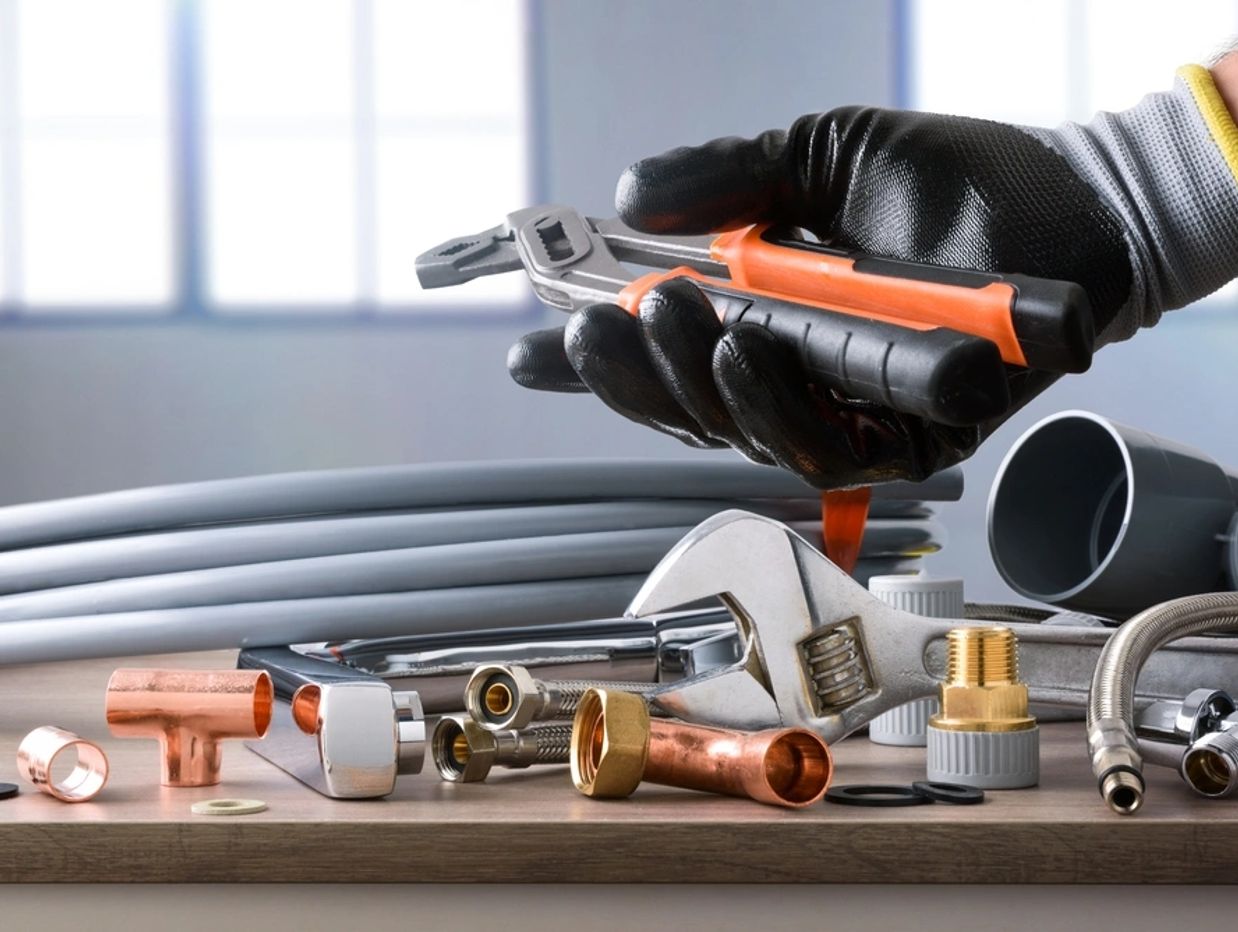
[{"xmin": 1088, "ymin": 592, "xmax": 1238, "ymax": 814}]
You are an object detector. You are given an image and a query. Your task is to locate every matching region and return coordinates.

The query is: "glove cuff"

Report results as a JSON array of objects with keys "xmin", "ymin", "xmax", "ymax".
[{"xmin": 1026, "ymin": 67, "xmax": 1238, "ymax": 344}]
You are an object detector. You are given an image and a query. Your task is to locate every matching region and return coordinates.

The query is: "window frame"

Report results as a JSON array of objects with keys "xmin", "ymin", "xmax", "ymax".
[{"xmin": 0, "ymin": 0, "xmax": 544, "ymax": 327}]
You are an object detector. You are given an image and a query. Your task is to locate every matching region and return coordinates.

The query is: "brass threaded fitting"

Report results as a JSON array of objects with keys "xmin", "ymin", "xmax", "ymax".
[
  {"xmin": 932, "ymin": 626, "xmax": 1035, "ymax": 734},
  {"xmin": 570, "ymin": 688, "xmax": 650, "ymax": 798}
]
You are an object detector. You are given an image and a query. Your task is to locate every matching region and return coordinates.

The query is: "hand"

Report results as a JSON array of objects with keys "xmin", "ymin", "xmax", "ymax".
[{"xmin": 509, "ymin": 73, "xmax": 1236, "ymax": 487}]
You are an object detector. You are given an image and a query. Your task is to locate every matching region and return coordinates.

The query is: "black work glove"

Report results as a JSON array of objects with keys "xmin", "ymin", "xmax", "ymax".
[{"xmin": 509, "ymin": 106, "xmax": 1141, "ymax": 488}]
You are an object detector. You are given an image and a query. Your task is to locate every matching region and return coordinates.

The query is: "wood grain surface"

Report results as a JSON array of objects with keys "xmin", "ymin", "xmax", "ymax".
[{"xmin": 0, "ymin": 650, "xmax": 1233, "ymax": 883}]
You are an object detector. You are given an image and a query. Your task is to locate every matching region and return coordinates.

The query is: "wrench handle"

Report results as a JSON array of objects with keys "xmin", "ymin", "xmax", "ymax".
[{"xmin": 619, "ymin": 270, "xmax": 1010, "ymax": 425}]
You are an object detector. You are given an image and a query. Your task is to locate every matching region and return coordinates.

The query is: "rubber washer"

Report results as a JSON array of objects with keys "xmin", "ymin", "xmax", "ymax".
[
  {"xmin": 191, "ymin": 798, "xmax": 267, "ymax": 816},
  {"xmin": 912, "ymin": 780, "xmax": 985, "ymax": 805},
  {"xmin": 825, "ymin": 784, "xmax": 933, "ymax": 807},
  {"xmin": 0, "ymin": 782, "xmax": 18, "ymax": 800}
]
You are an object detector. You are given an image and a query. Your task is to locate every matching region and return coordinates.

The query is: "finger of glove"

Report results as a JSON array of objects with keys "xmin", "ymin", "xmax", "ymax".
[
  {"xmin": 712, "ymin": 323, "xmax": 868, "ymax": 488},
  {"xmin": 507, "ymin": 326, "xmax": 589, "ymax": 393},
  {"xmin": 616, "ymin": 129, "xmax": 801, "ymax": 235},
  {"xmin": 564, "ymin": 303, "xmax": 722, "ymax": 449},
  {"xmin": 638, "ymin": 278, "xmax": 772, "ymax": 464}
]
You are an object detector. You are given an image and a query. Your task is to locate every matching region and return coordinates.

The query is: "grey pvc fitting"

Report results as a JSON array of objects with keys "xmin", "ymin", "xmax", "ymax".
[{"xmin": 988, "ymin": 410, "xmax": 1238, "ymax": 618}]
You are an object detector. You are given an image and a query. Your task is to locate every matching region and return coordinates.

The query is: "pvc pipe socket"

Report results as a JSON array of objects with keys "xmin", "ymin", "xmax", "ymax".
[
  {"xmin": 988, "ymin": 410, "xmax": 1238, "ymax": 618},
  {"xmin": 106, "ymin": 668, "xmax": 273, "ymax": 787}
]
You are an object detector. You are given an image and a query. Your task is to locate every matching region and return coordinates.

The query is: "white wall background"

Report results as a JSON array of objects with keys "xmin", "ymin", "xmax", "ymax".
[{"xmin": 0, "ymin": 0, "xmax": 1234, "ymax": 603}]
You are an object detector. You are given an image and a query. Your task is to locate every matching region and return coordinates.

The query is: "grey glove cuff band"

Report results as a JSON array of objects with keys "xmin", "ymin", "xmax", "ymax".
[{"xmin": 1025, "ymin": 73, "xmax": 1238, "ymax": 345}]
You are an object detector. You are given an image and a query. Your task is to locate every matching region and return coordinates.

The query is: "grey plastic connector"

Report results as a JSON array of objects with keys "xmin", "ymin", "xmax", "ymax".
[
  {"xmin": 926, "ymin": 724, "xmax": 1040, "ymax": 790},
  {"xmin": 867, "ymin": 574, "xmax": 963, "ymax": 747},
  {"xmin": 988, "ymin": 410, "xmax": 1238, "ymax": 618}
]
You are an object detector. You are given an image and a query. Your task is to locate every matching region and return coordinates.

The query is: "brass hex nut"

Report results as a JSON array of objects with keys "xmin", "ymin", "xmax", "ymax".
[
  {"xmin": 432, "ymin": 716, "xmax": 498, "ymax": 783},
  {"xmin": 933, "ymin": 682, "xmax": 1035, "ymax": 732},
  {"xmin": 466, "ymin": 664, "xmax": 541, "ymax": 731},
  {"xmin": 570, "ymin": 688, "xmax": 650, "ymax": 798}
]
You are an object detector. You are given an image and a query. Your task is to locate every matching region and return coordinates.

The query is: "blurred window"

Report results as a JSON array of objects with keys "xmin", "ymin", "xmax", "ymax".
[
  {"xmin": 0, "ymin": 0, "xmax": 530, "ymax": 317},
  {"xmin": 910, "ymin": 0, "xmax": 1238, "ymax": 123},
  {"xmin": 909, "ymin": 0, "xmax": 1238, "ymax": 305}
]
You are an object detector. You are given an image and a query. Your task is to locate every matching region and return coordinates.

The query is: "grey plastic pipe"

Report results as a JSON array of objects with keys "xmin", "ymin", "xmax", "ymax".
[
  {"xmin": 1087, "ymin": 592, "xmax": 1238, "ymax": 815},
  {"xmin": 0, "ymin": 459, "xmax": 962, "ymax": 550},
  {"xmin": 988, "ymin": 411, "xmax": 1238, "ymax": 617},
  {"xmin": 0, "ymin": 507, "xmax": 940, "ymax": 597},
  {"xmin": 0, "ymin": 575, "xmax": 652, "ymax": 665},
  {"xmin": 0, "ymin": 499, "xmax": 822, "ymax": 594}
]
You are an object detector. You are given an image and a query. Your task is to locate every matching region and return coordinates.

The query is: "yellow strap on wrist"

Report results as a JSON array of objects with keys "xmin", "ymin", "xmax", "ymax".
[{"xmin": 1178, "ymin": 64, "xmax": 1238, "ymax": 186}]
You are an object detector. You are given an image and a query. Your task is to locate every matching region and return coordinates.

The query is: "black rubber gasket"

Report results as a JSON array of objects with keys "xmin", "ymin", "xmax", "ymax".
[
  {"xmin": 912, "ymin": 780, "xmax": 985, "ymax": 805},
  {"xmin": 825, "ymin": 784, "xmax": 933, "ymax": 807},
  {"xmin": 0, "ymin": 783, "xmax": 18, "ymax": 800}
]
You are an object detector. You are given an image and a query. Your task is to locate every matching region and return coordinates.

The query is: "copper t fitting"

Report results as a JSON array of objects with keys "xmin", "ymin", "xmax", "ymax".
[
  {"xmin": 16, "ymin": 725, "xmax": 109, "ymax": 802},
  {"xmin": 106, "ymin": 668, "xmax": 273, "ymax": 787},
  {"xmin": 571, "ymin": 688, "xmax": 833, "ymax": 808}
]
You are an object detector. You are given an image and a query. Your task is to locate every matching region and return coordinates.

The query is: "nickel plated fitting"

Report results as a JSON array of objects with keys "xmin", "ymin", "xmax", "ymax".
[
  {"xmin": 432, "ymin": 715, "xmax": 572, "ymax": 783},
  {"xmin": 570, "ymin": 688, "xmax": 833, "ymax": 809},
  {"xmin": 465, "ymin": 663, "xmax": 656, "ymax": 732},
  {"xmin": 106, "ymin": 668, "xmax": 273, "ymax": 787},
  {"xmin": 926, "ymin": 626, "xmax": 1039, "ymax": 789}
]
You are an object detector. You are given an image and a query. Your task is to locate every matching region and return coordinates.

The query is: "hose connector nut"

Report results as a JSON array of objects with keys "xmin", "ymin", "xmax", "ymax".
[
  {"xmin": 926, "ymin": 626, "xmax": 1039, "ymax": 790},
  {"xmin": 465, "ymin": 664, "xmax": 542, "ymax": 732},
  {"xmin": 571, "ymin": 689, "xmax": 650, "ymax": 798},
  {"xmin": 432, "ymin": 716, "xmax": 499, "ymax": 783}
]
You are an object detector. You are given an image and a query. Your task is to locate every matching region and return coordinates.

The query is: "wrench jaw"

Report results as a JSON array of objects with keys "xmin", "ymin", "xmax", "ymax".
[
  {"xmin": 630, "ymin": 510, "xmax": 947, "ymax": 742},
  {"xmin": 414, "ymin": 222, "xmax": 523, "ymax": 289}
]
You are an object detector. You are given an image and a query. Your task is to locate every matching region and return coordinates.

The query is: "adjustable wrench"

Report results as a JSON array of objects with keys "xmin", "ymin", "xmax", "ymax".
[
  {"xmin": 634, "ymin": 511, "xmax": 1238, "ymax": 741},
  {"xmin": 416, "ymin": 204, "xmax": 1094, "ymax": 426}
]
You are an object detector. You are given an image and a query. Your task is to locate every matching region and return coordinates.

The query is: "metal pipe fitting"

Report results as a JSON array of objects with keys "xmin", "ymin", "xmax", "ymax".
[
  {"xmin": 16, "ymin": 725, "xmax": 109, "ymax": 802},
  {"xmin": 570, "ymin": 688, "xmax": 832, "ymax": 809},
  {"xmin": 465, "ymin": 663, "xmax": 656, "ymax": 731},
  {"xmin": 1181, "ymin": 726, "xmax": 1238, "ymax": 798},
  {"xmin": 989, "ymin": 411, "xmax": 1238, "ymax": 618},
  {"xmin": 431, "ymin": 715, "xmax": 572, "ymax": 783},
  {"xmin": 1087, "ymin": 592, "xmax": 1238, "ymax": 814},
  {"xmin": 926, "ymin": 626, "xmax": 1039, "ymax": 789},
  {"xmin": 106, "ymin": 668, "xmax": 273, "ymax": 786}
]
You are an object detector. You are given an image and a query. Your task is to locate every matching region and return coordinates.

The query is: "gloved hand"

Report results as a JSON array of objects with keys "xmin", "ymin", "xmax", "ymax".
[{"xmin": 509, "ymin": 65, "xmax": 1238, "ymax": 488}]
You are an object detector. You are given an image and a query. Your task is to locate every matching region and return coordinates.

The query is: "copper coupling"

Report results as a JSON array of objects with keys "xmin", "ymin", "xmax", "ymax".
[
  {"xmin": 570, "ymin": 688, "xmax": 832, "ymax": 808},
  {"xmin": 16, "ymin": 725, "xmax": 109, "ymax": 802},
  {"xmin": 106, "ymin": 668, "xmax": 273, "ymax": 787}
]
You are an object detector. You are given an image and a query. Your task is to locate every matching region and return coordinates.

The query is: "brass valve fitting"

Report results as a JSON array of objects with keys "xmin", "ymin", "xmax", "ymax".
[
  {"xmin": 431, "ymin": 715, "xmax": 572, "ymax": 783},
  {"xmin": 926, "ymin": 626, "xmax": 1039, "ymax": 789},
  {"xmin": 570, "ymin": 688, "xmax": 832, "ymax": 809}
]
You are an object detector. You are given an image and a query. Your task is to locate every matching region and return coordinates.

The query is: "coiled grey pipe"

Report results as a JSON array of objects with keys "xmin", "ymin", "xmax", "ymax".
[
  {"xmin": 0, "ymin": 575, "xmax": 650, "ymax": 665},
  {"xmin": 0, "ymin": 459, "xmax": 962, "ymax": 550},
  {"xmin": 1087, "ymin": 592, "xmax": 1238, "ymax": 814},
  {"xmin": 0, "ymin": 499, "xmax": 826, "ymax": 594},
  {"xmin": 0, "ymin": 521, "xmax": 926, "ymax": 621},
  {"xmin": 0, "ymin": 527, "xmax": 691, "ymax": 621}
]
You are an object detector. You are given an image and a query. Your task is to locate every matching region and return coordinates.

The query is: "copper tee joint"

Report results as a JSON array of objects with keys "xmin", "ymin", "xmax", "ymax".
[
  {"xmin": 106, "ymin": 668, "xmax": 273, "ymax": 787},
  {"xmin": 570, "ymin": 688, "xmax": 832, "ymax": 808}
]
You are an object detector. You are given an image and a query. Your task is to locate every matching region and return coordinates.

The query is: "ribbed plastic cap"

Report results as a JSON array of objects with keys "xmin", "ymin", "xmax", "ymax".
[
  {"xmin": 867, "ymin": 574, "xmax": 963, "ymax": 747},
  {"xmin": 926, "ymin": 724, "xmax": 1040, "ymax": 789}
]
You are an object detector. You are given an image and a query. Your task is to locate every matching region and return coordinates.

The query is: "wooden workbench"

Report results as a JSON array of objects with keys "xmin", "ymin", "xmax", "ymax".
[{"xmin": 0, "ymin": 650, "xmax": 1232, "ymax": 884}]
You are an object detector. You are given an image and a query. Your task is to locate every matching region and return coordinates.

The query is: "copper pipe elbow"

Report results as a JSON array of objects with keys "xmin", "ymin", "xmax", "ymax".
[
  {"xmin": 106, "ymin": 668, "xmax": 273, "ymax": 787},
  {"xmin": 16, "ymin": 725, "xmax": 109, "ymax": 802},
  {"xmin": 571, "ymin": 688, "xmax": 832, "ymax": 809}
]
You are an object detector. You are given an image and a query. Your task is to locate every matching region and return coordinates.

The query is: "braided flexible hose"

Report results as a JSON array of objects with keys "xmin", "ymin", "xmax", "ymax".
[{"xmin": 1088, "ymin": 592, "xmax": 1238, "ymax": 814}]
